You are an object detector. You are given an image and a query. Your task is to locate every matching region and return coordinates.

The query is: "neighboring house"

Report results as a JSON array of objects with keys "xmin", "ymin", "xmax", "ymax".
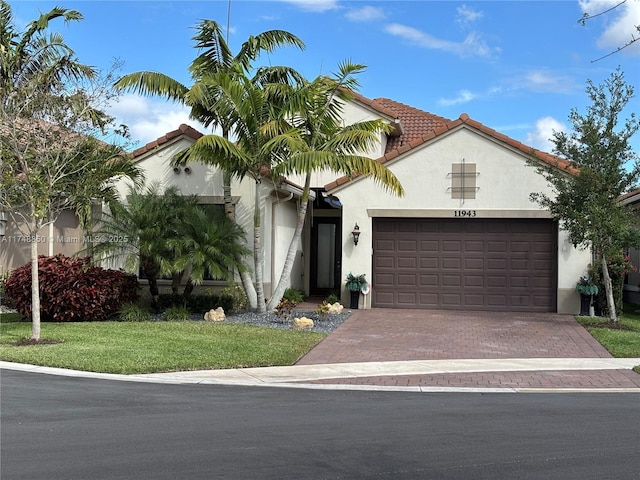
[
  {"xmin": 619, "ymin": 188, "xmax": 640, "ymax": 304},
  {"xmin": 1, "ymin": 93, "xmax": 594, "ymax": 313},
  {"xmin": 0, "ymin": 209, "xmax": 85, "ymax": 273}
]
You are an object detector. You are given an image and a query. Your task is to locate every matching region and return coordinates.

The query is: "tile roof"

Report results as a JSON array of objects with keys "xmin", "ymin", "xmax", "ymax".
[
  {"xmin": 133, "ymin": 103, "xmax": 572, "ymax": 196},
  {"xmin": 325, "ymin": 112, "xmax": 574, "ymax": 192},
  {"xmin": 369, "ymin": 98, "xmax": 451, "ymax": 153},
  {"xmin": 131, "ymin": 124, "xmax": 202, "ymax": 160}
]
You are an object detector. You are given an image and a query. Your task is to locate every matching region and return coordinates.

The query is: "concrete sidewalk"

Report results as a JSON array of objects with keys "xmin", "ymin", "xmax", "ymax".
[{"xmin": 2, "ymin": 358, "xmax": 640, "ymax": 393}]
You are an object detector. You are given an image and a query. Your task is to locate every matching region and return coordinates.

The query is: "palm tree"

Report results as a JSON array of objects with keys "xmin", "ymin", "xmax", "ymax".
[
  {"xmin": 180, "ymin": 70, "xmax": 293, "ymax": 312},
  {"xmin": 166, "ymin": 206, "xmax": 250, "ymax": 298},
  {"xmin": 114, "ymin": 20, "xmax": 304, "ymax": 310},
  {"xmin": 264, "ymin": 61, "xmax": 405, "ymax": 310},
  {"xmin": 93, "ymin": 184, "xmax": 195, "ymax": 306}
]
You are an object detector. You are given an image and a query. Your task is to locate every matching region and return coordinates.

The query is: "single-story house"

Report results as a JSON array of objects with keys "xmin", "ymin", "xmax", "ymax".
[{"xmin": 1, "ymin": 92, "xmax": 594, "ymax": 313}]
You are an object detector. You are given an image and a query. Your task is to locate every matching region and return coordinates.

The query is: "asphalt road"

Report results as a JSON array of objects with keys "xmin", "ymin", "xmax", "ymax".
[{"xmin": 1, "ymin": 370, "xmax": 639, "ymax": 480}]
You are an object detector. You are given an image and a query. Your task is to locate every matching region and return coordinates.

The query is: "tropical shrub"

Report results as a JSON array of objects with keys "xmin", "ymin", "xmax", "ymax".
[
  {"xmin": 4, "ymin": 254, "xmax": 139, "ymax": 321},
  {"xmin": 118, "ymin": 303, "xmax": 151, "ymax": 322},
  {"xmin": 282, "ymin": 287, "xmax": 305, "ymax": 304},
  {"xmin": 219, "ymin": 285, "xmax": 248, "ymax": 313},
  {"xmin": 156, "ymin": 293, "xmax": 233, "ymax": 314},
  {"xmin": 163, "ymin": 306, "xmax": 191, "ymax": 321}
]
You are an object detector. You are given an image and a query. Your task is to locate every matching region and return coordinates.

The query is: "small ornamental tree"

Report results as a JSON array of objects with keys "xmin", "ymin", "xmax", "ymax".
[{"xmin": 529, "ymin": 68, "xmax": 640, "ymax": 322}]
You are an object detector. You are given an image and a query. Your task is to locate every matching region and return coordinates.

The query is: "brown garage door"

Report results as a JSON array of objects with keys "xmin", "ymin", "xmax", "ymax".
[{"xmin": 372, "ymin": 218, "xmax": 557, "ymax": 312}]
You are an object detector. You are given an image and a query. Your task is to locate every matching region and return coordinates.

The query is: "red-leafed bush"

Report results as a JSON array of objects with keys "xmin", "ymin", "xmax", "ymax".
[{"xmin": 4, "ymin": 254, "xmax": 139, "ymax": 321}]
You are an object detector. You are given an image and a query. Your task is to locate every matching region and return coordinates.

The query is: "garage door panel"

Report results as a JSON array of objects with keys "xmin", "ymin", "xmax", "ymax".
[
  {"xmin": 375, "ymin": 239, "xmax": 395, "ymax": 251},
  {"xmin": 373, "ymin": 218, "xmax": 557, "ymax": 312},
  {"xmin": 442, "ymin": 275, "xmax": 462, "ymax": 286},
  {"xmin": 420, "ymin": 257, "xmax": 438, "ymax": 269},
  {"xmin": 374, "ymin": 256, "xmax": 394, "ymax": 269},
  {"xmin": 419, "ymin": 293, "xmax": 439, "ymax": 306},
  {"xmin": 420, "ymin": 240, "xmax": 438, "ymax": 252},
  {"xmin": 398, "ymin": 257, "xmax": 417, "ymax": 269},
  {"xmin": 398, "ymin": 240, "xmax": 418, "ymax": 252},
  {"xmin": 442, "ymin": 257, "xmax": 461, "ymax": 269},
  {"xmin": 420, "ymin": 274, "xmax": 438, "ymax": 286},
  {"xmin": 397, "ymin": 292, "xmax": 417, "ymax": 306},
  {"xmin": 397, "ymin": 274, "xmax": 417, "ymax": 286}
]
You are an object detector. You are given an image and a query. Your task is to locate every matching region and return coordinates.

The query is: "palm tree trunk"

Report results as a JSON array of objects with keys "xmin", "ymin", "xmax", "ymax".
[
  {"xmin": 223, "ymin": 170, "xmax": 257, "ymax": 310},
  {"xmin": 266, "ymin": 174, "xmax": 311, "ymax": 311},
  {"xmin": 601, "ymin": 253, "xmax": 618, "ymax": 323},
  {"xmin": 253, "ymin": 180, "xmax": 266, "ymax": 313}
]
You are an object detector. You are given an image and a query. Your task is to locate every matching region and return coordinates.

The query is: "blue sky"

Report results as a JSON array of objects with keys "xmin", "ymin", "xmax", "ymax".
[{"xmin": 10, "ymin": 0, "xmax": 640, "ymax": 153}]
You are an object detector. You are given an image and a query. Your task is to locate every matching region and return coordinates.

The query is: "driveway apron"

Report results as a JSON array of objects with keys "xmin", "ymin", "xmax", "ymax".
[{"xmin": 295, "ymin": 309, "xmax": 640, "ymax": 389}]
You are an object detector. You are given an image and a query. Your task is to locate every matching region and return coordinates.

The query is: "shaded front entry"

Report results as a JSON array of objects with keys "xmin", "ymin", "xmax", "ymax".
[{"xmin": 310, "ymin": 217, "xmax": 342, "ymax": 296}]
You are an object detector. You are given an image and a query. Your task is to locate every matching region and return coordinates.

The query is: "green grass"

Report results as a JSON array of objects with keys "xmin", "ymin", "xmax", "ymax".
[
  {"xmin": 0, "ymin": 321, "xmax": 325, "ymax": 374},
  {"xmin": 576, "ymin": 303, "xmax": 640, "ymax": 360}
]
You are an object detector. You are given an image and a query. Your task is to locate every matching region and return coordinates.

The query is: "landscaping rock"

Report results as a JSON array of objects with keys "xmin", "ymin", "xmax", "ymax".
[
  {"xmin": 293, "ymin": 317, "xmax": 314, "ymax": 330},
  {"xmin": 204, "ymin": 307, "xmax": 226, "ymax": 322},
  {"xmin": 327, "ymin": 302, "xmax": 344, "ymax": 315}
]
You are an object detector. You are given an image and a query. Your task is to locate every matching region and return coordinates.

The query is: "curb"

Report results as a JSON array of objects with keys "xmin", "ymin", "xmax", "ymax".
[{"xmin": 2, "ymin": 360, "xmax": 640, "ymax": 394}]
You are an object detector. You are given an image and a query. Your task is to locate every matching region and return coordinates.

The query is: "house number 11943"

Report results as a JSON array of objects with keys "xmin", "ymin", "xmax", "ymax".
[{"xmin": 454, "ymin": 210, "xmax": 477, "ymax": 217}]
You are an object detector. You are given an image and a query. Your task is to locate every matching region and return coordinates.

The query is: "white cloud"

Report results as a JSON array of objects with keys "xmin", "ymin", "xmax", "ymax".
[
  {"xmin": 438, "ymin": 90, "xmax": 477, "ymax": 106},
  {"xmin": 456, "ymin": 5, "xmax": 483, "ymax": 26},
  {"xmin": 384, "ymin": 23, "xmax": 498, "ymax": 58},
  {"xmin": 345, "ymin": 6, "xmax": 385, "ymax": 22},
  {"xmin": 507, "ymin": 69, "xmax": 578, "ymax": 94},
  {"xmin": 107, "ymin": 94, "xmax": 211, "ymax": 146},
  {"xmin": 525, "ymin": 116, "xmax": 567, "ymax": 152},
  {"xmin": 281, "ymin": 0, "xmax": 340, "ymax": 13},
  {"xmin": 579, "ymin": 0, "xmax": 640, "ymax": 56}
]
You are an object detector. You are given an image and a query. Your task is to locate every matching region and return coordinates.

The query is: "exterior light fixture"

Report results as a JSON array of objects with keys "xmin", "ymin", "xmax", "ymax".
[
  {"xmin": 351, "ymin": 223, "xmax": 361, "ymax": 246},
  {"xmin": 0, "ymin": 212, "xmax": 6, "ymax": 237}
]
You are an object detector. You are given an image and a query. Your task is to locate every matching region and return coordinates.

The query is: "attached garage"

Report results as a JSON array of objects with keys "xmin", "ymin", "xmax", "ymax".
[{"xmin": 372, "ymin": 218, "xmax": 558, "ymax": 312}]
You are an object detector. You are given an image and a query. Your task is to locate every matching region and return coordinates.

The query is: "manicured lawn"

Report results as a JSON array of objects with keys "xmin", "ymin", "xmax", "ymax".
[
  {"xmin": 576, "ymin": 303, "xmax": 640, "ymax": 373},
  {"xmin": 0, "ymin": 320, "xmax": 325, "ymax": 374}
]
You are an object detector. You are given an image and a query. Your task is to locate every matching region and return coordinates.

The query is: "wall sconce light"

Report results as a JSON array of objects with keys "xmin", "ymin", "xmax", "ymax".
[
  {"xmin": 351, "ymin": 223, "xmax": 361, "ymax": 246},
  {"xmin": 0, "ymin": 212, "xmax": 6, "ymax": 237}
]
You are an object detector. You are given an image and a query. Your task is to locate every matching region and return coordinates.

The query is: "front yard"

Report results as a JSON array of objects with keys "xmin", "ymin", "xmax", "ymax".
[
  {"xmin": 576, "ymin": 303, "xmax": 640, "ymax": 373},
  {"xmin": 0, "ymin": 320, "xmax": 325, "ymax": 374}
]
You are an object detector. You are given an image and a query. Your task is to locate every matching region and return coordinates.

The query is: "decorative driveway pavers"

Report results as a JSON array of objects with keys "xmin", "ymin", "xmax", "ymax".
[
  {"xmin": 297, "ymin": 309, "xmax": 612, "ymax": 365},
  {"xmin": 296, "ymin": 309, "xmax": 639, "ymax": 389}
]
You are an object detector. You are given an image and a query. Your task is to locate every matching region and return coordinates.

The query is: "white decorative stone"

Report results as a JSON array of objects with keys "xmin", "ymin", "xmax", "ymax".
[
  {"xmin": 204, "ymin": 307, "xmax": 226, "ymax": 322},
  {"xmin": 293, "ymin": 317, "xmax": 314, "ymax": 330},
  {"xmin": 327, "ymin": 302, "xmax": 344, "ymax": 315}
]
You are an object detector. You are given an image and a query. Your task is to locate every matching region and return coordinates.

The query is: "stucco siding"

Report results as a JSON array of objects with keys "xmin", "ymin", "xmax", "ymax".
[{"xmin": 332, "ymin": 126, "xmax": 590, "ymax": 313}]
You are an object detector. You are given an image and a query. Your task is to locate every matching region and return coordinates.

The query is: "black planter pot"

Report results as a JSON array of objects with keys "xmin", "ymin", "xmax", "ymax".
[
  {"xmin": 349, "ymin": 290, "xmax": 360, "ymax": 309},
  {"xmin": 579, "ymin": 293, "xmax": 592, "ymax": 316}
]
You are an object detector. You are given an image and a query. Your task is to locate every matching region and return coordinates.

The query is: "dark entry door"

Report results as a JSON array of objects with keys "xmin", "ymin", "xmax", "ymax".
[{"xmin": 310, "ymin": 217, "xmax": 342, "ymax": 296}]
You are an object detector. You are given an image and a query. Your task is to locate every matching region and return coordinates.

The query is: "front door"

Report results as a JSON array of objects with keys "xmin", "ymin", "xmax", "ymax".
[{"xmin": 310, "ymin": 217, "xmax": 342, "ymax": 296}]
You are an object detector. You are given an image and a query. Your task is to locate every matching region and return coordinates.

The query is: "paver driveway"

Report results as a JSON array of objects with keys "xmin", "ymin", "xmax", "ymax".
[
  {"xmin": 297, "ymin": 309, "xmax": 612, "ymax": 365},
  {"xmin": 295, "ymin": 309, "xmax": 640, "ymax": 389}
]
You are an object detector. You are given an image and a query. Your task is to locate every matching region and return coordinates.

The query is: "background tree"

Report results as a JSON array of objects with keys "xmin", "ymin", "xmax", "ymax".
[
  {"xmin": 579, "ymin": 0, "xmax": 639, "ymax": 61},
  {"xmin": 114, "ymin": 20, "xmax": 304, "ymax": 311},
  {"xmin": 529, "ymin": 68, "xmax": 640, "ymax": 322},
  {"xmin": 0, "ymin": 2, "xmax": 138, "ymax": 340}
]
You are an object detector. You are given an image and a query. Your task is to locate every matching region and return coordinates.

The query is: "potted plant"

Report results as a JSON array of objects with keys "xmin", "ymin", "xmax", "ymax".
[
  {"xmin": 345, "ymin": 273, "xmax": 367, "ymax": 309},
  {"xmin": 575, "ymin": 275, "xmax": 598, "ymax": 316}
]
